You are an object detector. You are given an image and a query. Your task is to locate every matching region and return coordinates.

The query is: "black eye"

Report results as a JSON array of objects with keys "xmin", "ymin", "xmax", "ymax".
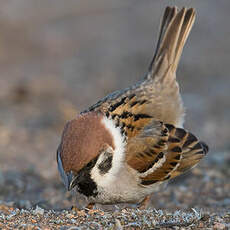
[{"xmin": 86, "ymin": 161, "xmax": 93, "ymax": 168}]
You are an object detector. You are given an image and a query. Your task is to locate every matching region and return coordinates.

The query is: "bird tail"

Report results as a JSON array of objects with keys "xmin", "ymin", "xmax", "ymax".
[{"xmin": 147, "ymin": 6, "xmax": 195, "ymax": 81}]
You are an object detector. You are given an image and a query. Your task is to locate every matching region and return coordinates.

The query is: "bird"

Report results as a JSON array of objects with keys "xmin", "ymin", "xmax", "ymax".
[{"xmin": 57, "ymin": 6, "xmax": 208, "ymax": 209}]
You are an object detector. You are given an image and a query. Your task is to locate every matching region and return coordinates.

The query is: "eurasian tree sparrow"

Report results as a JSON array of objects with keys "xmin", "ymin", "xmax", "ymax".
[{"xmin": 57, "ymin": 6, "xmax": 208, "ymax": 209}]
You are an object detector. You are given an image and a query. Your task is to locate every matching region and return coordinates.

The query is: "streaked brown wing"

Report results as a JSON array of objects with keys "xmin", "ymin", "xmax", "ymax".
[
  {"xmin": 126, "ymin": 121, "xmax": 169, "ymax": 171},
  {"xmin": 125, "ymin": 122, "xmax": 208, "ymax": 186}
]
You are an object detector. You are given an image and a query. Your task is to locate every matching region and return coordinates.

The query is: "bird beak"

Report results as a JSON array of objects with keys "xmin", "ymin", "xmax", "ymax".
[
  {"xmin": 57, "ymin": 148, "xmax": 78, "ymax": 191},
  {"xmin": 67, "ymin": 172, "xmax": 78, "ymax": 191}
]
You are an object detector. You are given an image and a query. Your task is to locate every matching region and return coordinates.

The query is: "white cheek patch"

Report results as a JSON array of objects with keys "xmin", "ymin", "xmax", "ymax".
[{"xmin": 90, "ymin": 116, "xmax": 126, "ymax": 187}]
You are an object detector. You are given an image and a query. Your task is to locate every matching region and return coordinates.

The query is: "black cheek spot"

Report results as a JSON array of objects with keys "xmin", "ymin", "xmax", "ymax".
[{"xmin": 98, "ymin": 153, "xmax": 113, "ymax": 174}]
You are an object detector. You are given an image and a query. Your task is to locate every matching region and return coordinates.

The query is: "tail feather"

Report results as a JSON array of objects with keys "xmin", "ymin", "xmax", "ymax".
[
  {"xmin": 173, "ymin": 8, "xmax": 195, "ymax": 72},
  {"xmin": 149, "ymin": 6, "xmax": 177, "ymax": 70},
  {"xmin": 147, "ymin": 7, "xmax": 196, "ymax": 79}
]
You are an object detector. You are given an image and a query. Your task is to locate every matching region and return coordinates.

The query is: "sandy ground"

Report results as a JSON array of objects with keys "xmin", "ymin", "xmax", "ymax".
[{"xmin": 0, "ymin": 0, "xmax": 229, "ymax": 229}]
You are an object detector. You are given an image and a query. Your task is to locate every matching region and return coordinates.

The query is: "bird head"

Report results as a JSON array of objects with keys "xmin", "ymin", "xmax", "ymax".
[{"xmin": 57, "ymin": 112, "xmax": 121, "ymax": 196}]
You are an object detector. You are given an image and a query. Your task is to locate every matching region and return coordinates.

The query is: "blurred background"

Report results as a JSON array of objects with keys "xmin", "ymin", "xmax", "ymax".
[{"xmin": 0, "ymin": 0, "xmax": 229, "ymax": 211}]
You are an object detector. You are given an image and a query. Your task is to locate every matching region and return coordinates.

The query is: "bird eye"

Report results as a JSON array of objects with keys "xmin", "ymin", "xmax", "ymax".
[
  {"xmin": 86, "ymin": 156, "xmax": 99, "ymax": 169},
  {"xmin": 86, "ymin": 161, "xmax": 93, "ymax": 168}
]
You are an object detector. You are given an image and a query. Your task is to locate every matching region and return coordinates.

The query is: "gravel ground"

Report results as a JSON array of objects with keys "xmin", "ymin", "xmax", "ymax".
[
  {"xmin": 0, "ymin": 0, "xmax": 229, "ymax": 229},
  {"xmin": 0, "ymin": 203, "xmax": 229, "ymax": 229}
]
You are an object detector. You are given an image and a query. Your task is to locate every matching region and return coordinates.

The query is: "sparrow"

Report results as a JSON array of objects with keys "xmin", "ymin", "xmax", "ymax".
[{"xmin": 57, "ymin": 6, "xmax": 208, "ymax": 209}]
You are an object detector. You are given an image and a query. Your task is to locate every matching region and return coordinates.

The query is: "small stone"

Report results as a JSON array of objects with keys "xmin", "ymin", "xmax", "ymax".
[
  {"xmin": 112, "ymin": 219, "xmax": 123, "ymax": 230},
  {"xmin": 67, "ymin": 227, "xmax": 81, "ymax": 230},
  {"xmin": 18, "ymin": 223, "xmax": 35, "ymax": 230},
  {"xmin": 18, "ymin": 200, "xmax": 32, "ymax": 209},
  {"xmin": 33, "ymin": 206, "xmax": 45, "ymax": 215},
  {"xmin": 213, "ymin": 222, "xmax": 226, "ymax": 230},
  {"xmin": 66, "ymin": 213, "xmax": 74, "ymax": 219},
  {"xmin": 76, "ymin": 210, "xmax": 86, "ymax": 217},
  {"xmin": 71, "ymin": 219, "xmax": 76, "ymax": 223},
  {"xmin": 201, "ymin": 214, "xmax": 210, "ymax": 221}
]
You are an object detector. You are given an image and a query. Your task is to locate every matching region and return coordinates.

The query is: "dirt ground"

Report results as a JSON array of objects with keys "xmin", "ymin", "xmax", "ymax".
[{"xmin": 0, "ymin": 0, "xmax": 229, "ymax": 229}]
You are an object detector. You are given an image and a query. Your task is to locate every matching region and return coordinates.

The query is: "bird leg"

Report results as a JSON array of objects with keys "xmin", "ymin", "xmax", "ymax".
[{"xmin": 138, "ymin": 195, "xmax": 151, "ymax": 209}]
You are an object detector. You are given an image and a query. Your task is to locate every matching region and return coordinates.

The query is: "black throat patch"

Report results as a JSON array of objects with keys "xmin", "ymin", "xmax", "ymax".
[{"xmin": 74, "ymin": 157, "xmax": 98, "ymax": 197}]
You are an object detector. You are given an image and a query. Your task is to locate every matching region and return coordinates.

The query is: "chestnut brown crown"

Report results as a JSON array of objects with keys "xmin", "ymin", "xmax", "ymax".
[{"xmin": 59, "ymin": 112, "xmax": 115, "ymax": 174}]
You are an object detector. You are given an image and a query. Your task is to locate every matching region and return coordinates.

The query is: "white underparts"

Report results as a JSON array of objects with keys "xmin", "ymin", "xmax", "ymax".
[{"xmin": 90, "ymin": 116, "xmax": 126, "ymax": 187}]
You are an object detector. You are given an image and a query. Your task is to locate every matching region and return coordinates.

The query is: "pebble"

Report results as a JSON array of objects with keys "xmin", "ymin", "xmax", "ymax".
[
  {"xmin": 18, "ymin": 200, "xmax": 32, "ymax": 209},
  {"xmin": 66, "ymin": 227, "xmax": 81, "ymax": 230},
  {"xmin": 71, "ymin": 219, "xmax": 76, "ymax": 224},
  {"xmin": 66, "ymin": 213, "xmax": 74, "ymax": 219},
  {"xmin": 33, "ymin": 206, "xmax": 45, "ymax": 215},
  {"xmin": 213, "ymin": 222, "xmax": 226, "ymax": 230},
  {"xmin": 113, "ymin": 219, "xmax": 123, "ymax": 230}
]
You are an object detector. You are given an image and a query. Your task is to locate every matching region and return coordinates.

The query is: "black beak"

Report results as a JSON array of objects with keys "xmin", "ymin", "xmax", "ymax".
[
  {"xmin": 66, "ymin": 172, "xmax": 78, "ymax": 191},
  {"xmin": 57, "ymin": 148, "xmax": 78, "ymax": 191}
]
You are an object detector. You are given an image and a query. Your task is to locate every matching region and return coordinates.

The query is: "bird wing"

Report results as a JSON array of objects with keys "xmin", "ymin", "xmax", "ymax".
[
  {"xmin": 126, "ymin": 121, "xmax": 208, "ymax": 186},
  {"xmin": 85, "ymin": 7, "xmax": 195, "ymax": 127}
]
